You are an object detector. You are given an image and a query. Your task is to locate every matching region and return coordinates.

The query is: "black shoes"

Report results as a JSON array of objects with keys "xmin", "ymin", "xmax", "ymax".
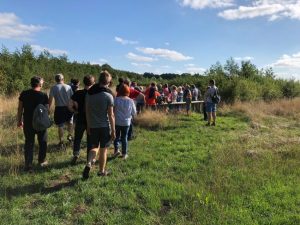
[
  {"xmin": 71, "ymin": 156, "xmax": 79, "ymax": 165},
  {"xmin": 82, "ymin": 165, "xmax": 90, "ymax": 179}
]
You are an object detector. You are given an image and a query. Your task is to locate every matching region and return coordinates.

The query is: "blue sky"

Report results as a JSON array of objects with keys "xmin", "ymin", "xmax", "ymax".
[{"xmin": 1, "ymin": 0, "xmax": 300, "ymax": 79}]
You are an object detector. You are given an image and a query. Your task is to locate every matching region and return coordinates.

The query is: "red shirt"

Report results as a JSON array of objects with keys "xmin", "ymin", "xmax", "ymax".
[
  {"xmin": 116, "ymin": 88, "xmax": 140, "ymax": 99},
  {"xmin": 144, "ymin": 88, "xmax": 161, "ymax": 105}
]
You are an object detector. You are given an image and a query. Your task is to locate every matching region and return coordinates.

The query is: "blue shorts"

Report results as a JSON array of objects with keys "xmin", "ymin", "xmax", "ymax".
[{"xmin": 206, "ymin": 102, "xmax": 216, "ymax": 113}]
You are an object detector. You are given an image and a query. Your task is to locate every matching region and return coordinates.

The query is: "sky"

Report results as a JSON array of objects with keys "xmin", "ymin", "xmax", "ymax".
[{"xmin": 0, "ymin": 0, "xmax": 300, "ymax": 79}]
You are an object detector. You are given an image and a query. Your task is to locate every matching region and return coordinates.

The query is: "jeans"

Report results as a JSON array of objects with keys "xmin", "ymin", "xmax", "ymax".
[
  {"xmin": 114, "ymin": 125, "xmax": 130, "ymax": 155},
  {"xmin": 73, "ymin": 123, "xmax": 91, "ymax": 161},
  {"xmin": 128, "ymin": 122, "xmax": 133, "ymax": 140},
  {"xmin": 23, "ymin": 124, "xmax": 47, "ymax": 166}
]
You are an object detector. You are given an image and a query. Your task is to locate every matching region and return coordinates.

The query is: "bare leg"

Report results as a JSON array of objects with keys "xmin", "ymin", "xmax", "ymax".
[
  {"xmin": 87, "ymin": 148, "xmax": 98, "ymax": 167},
  {"xmin": 58, "ymin": 127, "xmax": 64, "ymax": 143},
  {"xmin": 67, "ymin": 122, "xmax": 73, "ymax": 137},
  {"xmin": 207, "ymin": 112, "xmax": 212, "ymax": 125},
  {"xmin": 212, "ymin": 112, "xmax": 216, "ymax": 124},
  {"xmin": 99, "ymin": 147, "xmax": 108, "ymax": 173}
]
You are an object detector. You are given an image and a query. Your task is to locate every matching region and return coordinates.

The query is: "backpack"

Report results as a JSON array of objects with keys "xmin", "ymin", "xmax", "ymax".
[
  {"xmin": 32, "ymin": 104, "xmax": 52, "ymax": 131},
  {"xmin": 211, "ymin": 88, "xmax": 221, "ymax": 104}
]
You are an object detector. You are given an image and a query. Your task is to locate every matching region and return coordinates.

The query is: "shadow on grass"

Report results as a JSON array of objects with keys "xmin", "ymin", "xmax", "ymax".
[{"xmin": 2, "ymin": 177, "xmax": 79, "ymax": 199}]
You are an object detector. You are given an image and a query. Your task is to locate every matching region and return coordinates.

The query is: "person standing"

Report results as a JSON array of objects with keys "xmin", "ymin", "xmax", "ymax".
[
  {"xmin": 82, "ymin": 71, "xmax": 115, "ymax": 179},
  {"xmin": 205, "ymin": 79, "xmax": 218, "ymax": 126},
  {"xmin": 113, "ymin": 84, "xmax": 137, "ymax": 159},
  {"xmin": 68, "ymin": 75, "xmax": 95, "ymax": 165},
  {"xmin": 17, "ymin": 76, "xmax": 49, "ymax": 172},
  {"xmin": 49, "ymin": 74, "xmax": 74, "ymax": 149}
]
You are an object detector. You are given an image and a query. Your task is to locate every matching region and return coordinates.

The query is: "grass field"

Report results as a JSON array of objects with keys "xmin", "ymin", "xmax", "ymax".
[{"xmin": 0, "ymin": 97, "xmax": 300, "ymax": 225}]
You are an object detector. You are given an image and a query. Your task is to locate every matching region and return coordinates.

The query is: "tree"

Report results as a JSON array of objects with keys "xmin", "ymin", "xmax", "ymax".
[{"xmin": 224, "ymin": 57, "xmax": 239, "ymax": 77}]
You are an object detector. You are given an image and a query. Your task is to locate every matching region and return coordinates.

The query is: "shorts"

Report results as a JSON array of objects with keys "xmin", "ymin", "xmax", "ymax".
[
  {"xmin": 206, "ymin": 102, "xmax": 217, "ymax": 113},
  {"xmin": 54, "ymin": 106, "xmax": 73, "ymax": 127},
  {"xmin": 89, "ymin": 127, "xmax": 111, "ymax": 149}
]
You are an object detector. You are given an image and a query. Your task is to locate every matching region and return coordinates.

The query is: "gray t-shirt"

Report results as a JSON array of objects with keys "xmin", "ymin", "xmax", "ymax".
[
  {"xmin": 205, "ymin": 85, "xmax": 217, "ymax": 103},
  {"xmin": 86, "ymin": 92, "xmax": 114, "ymax": 128},
  {"xmin": 49, "ymin": 83, "xmax": 73, "ymax": 107}
]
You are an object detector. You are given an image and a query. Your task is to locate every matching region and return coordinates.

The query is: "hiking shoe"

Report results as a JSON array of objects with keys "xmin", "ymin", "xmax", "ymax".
[
  {"xmin": 113, "ymin": 151, "xmax": 121, "ymax": 158},
  {"xmin": 39, "ymin": 160, "xmax": 48, "ymax": 167},
  {"xmin": 82, "ymin": 165, "xmax": 91, "ymax": 179},
  {"xmin": 71, "ymin": 156, "xmax": 78, "ymax": 165},
  {"xmin": 97, "ymin": 170, "xmax": 111, "ymax": 177},
  {"xmin": 122, "ymin": 154, "xmax": 128, "ymax": 160}
]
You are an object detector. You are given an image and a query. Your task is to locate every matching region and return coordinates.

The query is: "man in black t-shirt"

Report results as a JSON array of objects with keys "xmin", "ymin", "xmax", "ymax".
[
  {"xmin": 17, "ymin": 76, "xmax": 49, "ymax": 172},
  {"xmin": 68, "ymin": 75, "xmax": 95, "ymax": 165}
]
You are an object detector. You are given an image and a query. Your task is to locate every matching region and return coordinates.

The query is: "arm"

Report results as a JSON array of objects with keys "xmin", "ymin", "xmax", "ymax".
[
  {"xmin": 17, "ymin": 101, "xmax": 23, "ymax": 127},
  {"xmin": 107, "ymin": 106, "xmax": 115, "ymax": 141},
  {"xmin": 85, "ymin": 96, "xmax": 91, "ymax": 135},
  {"xmin": 48, "ymin": 96, "xmax": 54, "ymax": 112},
  {"xmin": 131, "ymin": 100, "xmax": 137, "ymax": 117}
]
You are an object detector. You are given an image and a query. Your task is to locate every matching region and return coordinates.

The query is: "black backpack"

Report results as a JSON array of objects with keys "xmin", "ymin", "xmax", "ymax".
[
  {"xmin": 212, "ymin": 88, "xmax": 221, "ymax": 104},
  {"xmin": 32, "ymin": 104, "xmax": 52, "ymax": 131}
]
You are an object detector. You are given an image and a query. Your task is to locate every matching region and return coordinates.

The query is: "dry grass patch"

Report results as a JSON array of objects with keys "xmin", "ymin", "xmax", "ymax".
[
  {"xmin": 220, "ymin": 98, "xmax": 300, "ymax": 124},
  {"xmin": 134, "ymin": 110, "xmax": 169, "ymax": 129}
]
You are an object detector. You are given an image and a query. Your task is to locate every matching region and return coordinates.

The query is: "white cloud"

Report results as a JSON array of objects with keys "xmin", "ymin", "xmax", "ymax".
[
  {"xmin": 218, "ymin": 0, "xmax": 300, "ymax": 21},
  {"xmin": 234, "ymin": 56, "xmax": 254, "ymax": 61},
  {"xmin": 90, "ymin": 58, "xmax": 108, "ymax": 65},
  {"xmin": 136, "ymin": 47, "xmax": 193, "ymax": 61},
  {"xmin": 31, "ymin": 44, "xmax": 68, "ymax": 55},
  {"xmin": 165, "ymin": 42, "xmax": 170, "ymax": 46},
  {"xmin": 271, "ymin": 52, "xmax": 300, "ymax": 68},
  {"xmin": 185, "ymin": 66, "xmax": 206, "ymax": 74},
  {"xmin": 131, "ymin": 62, "xmax": 152, "ymax": 67},
  {"xmin": 180, "ymin": 0, "xmax": 235, "ymax": 9},
  {"xmin": 115, "ymin": 36, "xmax": 138, "ymax": 45},
  {"xmin": 185, "ymin": 63, "xmax": 195, "ymax": 67},
  {"xmin": 268, "ymin": 51, "xmax": 300, "ymax": 80},
  {"xmin": 0, "ymin": 13, "xmax": 46, "ymax": 40},
  {"xmin": 126, "ymin": 52, "xmax": 156, "ymax": 62}
]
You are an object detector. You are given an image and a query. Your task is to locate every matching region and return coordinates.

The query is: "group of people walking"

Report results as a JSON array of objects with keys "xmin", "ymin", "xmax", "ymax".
[{"xmin": 17, "ymin": 71, "xmax": 218, "ymax": 178}]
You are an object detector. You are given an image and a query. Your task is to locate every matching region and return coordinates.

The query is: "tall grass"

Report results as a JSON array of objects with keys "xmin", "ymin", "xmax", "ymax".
[
  {"xmin": 219, "ymin": 97, "xmax": 300, "ymax": 123},
  {"xmin": 134, "ymin": 110, "xmax": 169, "ymax": 129}
]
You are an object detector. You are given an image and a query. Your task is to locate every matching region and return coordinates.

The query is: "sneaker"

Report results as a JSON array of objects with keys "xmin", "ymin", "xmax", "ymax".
[
  {"xmin": 82, "ymin": 165, "xmax": 91, "ymax": 179},
  {"xmin": 113, "ymin": 151, "xmax": 121, "ymax": 158},
  {"xmin": 67, "ymin": 135, "xmax": 73, "ymax": 143},
  {"xmin": 122, "ymin": 154, "xmax": 128, "ymax": 160},
  {"xmin": 205, "ymin": 123, "xmax": 211, "ymax": 126},
  {"xmin": 97, "ymin": 169, "xmax": 111, "ymax": 177},
  {"xmin": 71, "ymin": 156, "xmax": 78, "ymax": 165},
  {"xmin": 211, "ymin": 122, "xmax": 216, "ymax": 126},
  {"xmin": 39, "ymin": 160, "xmax": 48, "ymax": 167}
]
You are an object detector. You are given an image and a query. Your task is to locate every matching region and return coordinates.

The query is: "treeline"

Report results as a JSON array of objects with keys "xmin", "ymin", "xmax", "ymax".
[{"xmin": 1, "ymin": 44, "xmax": 300, "ymax": 103}]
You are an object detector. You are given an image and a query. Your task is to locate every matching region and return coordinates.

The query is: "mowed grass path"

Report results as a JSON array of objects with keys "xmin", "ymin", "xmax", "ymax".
[{"xmin": 0, "ymin": 113, "xmax": 300, "ymax": 225}]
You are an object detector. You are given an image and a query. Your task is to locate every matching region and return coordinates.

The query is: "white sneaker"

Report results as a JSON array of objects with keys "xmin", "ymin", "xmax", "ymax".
[
  {"xmin": 39, "ymin": 161, "xmax": 48, "ymax": 167},
  {"xmin": 122, "ymin": 154, "xmax": 128, "ymax": 160}
]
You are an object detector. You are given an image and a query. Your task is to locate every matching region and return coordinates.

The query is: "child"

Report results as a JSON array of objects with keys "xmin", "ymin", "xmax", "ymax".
[{"xmin": 185, "ymin": 89, "xmax": 192, "ymax": 116}]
